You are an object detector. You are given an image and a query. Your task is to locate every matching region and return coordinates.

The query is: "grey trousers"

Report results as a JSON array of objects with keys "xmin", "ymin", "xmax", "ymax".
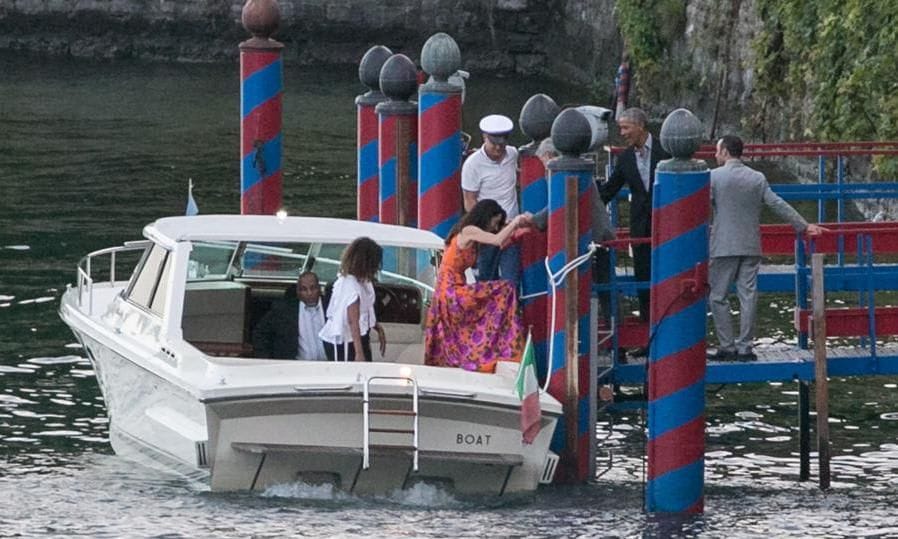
[{"xmin": 709, "ymin": 256, "xmax": 761, "ymax": 354}]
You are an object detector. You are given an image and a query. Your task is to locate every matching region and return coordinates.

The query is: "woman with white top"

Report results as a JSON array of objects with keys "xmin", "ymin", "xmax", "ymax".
[{"xmin": 319, "ymin": 237, "xmax": 386, "ymax": 361}]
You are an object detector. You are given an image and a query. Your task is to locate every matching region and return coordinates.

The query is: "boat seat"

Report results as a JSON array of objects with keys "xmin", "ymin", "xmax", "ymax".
[{"xmin": 183, "ymin": 281, "xmax": 251, "ymax": 356}]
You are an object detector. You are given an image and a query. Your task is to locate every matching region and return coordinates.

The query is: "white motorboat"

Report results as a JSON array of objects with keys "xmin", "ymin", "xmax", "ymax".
[{"xmin": 59, "ymin": 214, "xmax": 561, "ymax": 495}]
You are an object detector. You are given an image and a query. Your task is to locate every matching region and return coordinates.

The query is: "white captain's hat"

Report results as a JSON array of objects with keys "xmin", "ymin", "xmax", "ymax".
[{"xmin": 479, "ymin": 114, "xmax": 514, "ymax": 136}]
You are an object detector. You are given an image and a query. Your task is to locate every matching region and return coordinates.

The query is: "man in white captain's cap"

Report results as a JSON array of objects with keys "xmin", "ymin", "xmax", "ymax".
[{"xmin": 461, "ymin": 114, "xmax": 522, "ymax": 285}]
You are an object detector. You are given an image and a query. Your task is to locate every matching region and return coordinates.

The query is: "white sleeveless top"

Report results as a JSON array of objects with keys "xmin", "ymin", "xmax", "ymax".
[{"xmin": 318, "ymin": 274, "xmax": 377, "ymax": 344}]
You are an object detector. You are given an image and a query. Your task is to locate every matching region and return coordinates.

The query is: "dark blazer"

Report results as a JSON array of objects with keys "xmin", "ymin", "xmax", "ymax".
[
  {"xmin": 598, "ymin": 139, "xmax": 670, "ymax": 238},
  {"xmin": 252, "ymin": 295, "xmax": 328, "ymax": 360}
]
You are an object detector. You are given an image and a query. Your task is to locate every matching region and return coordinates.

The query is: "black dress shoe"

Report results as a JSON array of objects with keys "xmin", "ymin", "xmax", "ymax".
[
  {"xmin": 736, "ymin": 351, "xmax": 758, "ymax": 362},
  {"xmin": 707, "ymin": 349, "xmax": 737, "ymax": 361}
]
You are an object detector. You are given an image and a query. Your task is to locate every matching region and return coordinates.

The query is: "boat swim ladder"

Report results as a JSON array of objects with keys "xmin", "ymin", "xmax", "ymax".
[{"xmin": 362, "ymin": 376, "xmax": 419, "ymax": 472}]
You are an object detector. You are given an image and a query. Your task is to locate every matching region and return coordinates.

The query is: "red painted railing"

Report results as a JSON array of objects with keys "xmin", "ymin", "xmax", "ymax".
[{"xmin": 606, "ymin": 141, "xmax": 898, "ymax": 159}]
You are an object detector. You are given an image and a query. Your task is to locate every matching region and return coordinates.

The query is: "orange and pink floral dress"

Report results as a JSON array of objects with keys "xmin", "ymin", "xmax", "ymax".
[{"xmin": 424, "ymin": 236, "xmax": 524, "ymax": 372}]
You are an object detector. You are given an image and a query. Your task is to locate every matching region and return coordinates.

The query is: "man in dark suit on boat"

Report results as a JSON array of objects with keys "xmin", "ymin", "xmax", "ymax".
[
  {"xmin": 598, "ymin": 108, "xmax": 670, "ymax": 350},
  {"xmin": 253, "ymin": 271, "xmax": 328, "ymax": 360}
]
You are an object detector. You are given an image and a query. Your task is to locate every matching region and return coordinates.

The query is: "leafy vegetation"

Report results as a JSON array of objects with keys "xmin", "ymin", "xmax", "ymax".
[
  {"xmin": 612, "ymin": 0, "xmax": 688, "ymax": 104},
  {"xmin": 753, "ymin": 0, "xmax": 898, "ymax": 176},
  {"xmin": 615, "ymin": 0, "xmax": 898, "ymax": 175}
]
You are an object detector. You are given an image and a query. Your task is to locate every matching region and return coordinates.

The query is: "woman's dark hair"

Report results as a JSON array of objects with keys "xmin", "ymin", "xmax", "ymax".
[
  {"xmin": 340, "ymin": 236, "xmax": 383, "ymax": 282},
  {"xmin": 446, "ymin": 199, "xmax": 507, "ymax": 244}
]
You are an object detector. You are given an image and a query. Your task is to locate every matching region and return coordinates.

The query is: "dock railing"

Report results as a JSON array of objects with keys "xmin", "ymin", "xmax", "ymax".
[{"xmin": 597, "ymin": 141, "xmax": 898, "ymax": 368}]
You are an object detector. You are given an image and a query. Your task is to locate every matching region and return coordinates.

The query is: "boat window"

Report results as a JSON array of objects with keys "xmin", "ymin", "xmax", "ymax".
[
  {"xmin": 379, "ymin": 246, "xmax": 438, "ymax": 297},
  {"xmin": 219, "ymin": 241, "xmax": 437, "ymax": 300},
  {"xmin": 240, "ymin": 243, "xmax": 314, "ymax": 280},
  {"xmin": 149, "ymin": 252, "xmax": 173, "ymax": 316},
  {"xmin": 127, "ymin": 244, "xmax": 169, "ymax": 312},
  {"xmin": 188, "ymin": 241, "xmax": 239, "ymax": 282}
]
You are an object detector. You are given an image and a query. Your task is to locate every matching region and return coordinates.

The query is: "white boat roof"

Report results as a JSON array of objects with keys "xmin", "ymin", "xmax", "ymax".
[{"xmin": 144, "ymin": 215, "xmax": 445, "ymax": 250}]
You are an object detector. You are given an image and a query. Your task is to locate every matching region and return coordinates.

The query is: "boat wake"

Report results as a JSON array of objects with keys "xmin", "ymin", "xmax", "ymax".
[{"xmin": 260, "ymin": 480, "xmax": 462, "ymax": 507}]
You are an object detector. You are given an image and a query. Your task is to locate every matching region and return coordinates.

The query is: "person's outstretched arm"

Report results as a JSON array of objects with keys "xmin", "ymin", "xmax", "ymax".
[{"xmin": 347, "ymin": 299, "xmax": 364, "ymax": 361}]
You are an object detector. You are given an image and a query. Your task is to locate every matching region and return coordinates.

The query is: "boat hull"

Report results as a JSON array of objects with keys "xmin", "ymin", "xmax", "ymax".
[
  {"xmin": 206, "ymin": 391, "xmax": 558, "ymax": 495},
  {"xmin": 64, "ymin": 294, "xmax": 560, "ymax": 496}
]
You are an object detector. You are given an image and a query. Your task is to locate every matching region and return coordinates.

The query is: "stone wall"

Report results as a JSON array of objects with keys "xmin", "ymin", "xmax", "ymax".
[
  {"xmin": 0, "ymin": 1, "xmax": 623, "ymax": 93},
  {"xmin": 0, "ymin": 0, "xmax": 764, "ymax": 129}
]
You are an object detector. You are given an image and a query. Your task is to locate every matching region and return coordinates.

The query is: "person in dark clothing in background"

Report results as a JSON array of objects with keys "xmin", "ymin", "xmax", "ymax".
[
  {"xmin": 253, "ymin": 271, "xmax": 327, "ymax": 360},
  {"xmin": 598, "ymin": 108, "xmax": 670, "ymax": 356}
]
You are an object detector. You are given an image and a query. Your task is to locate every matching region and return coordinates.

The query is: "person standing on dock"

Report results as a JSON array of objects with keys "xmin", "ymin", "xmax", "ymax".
[
  {"xmin": 598, "ymin": 107, "xmax": 670, "ymax": 351},
  {"xmin": 462, "ymin": 114, "xmax": 522, "ymax": 285},
  {"xmin": 708, "ymin": 135, "xmax": 827, "ymax": 361}
]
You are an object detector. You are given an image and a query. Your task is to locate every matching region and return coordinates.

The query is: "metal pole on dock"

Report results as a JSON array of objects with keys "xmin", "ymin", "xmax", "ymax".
[
  {"xmin": 356, "ymin": 45, "xmax": 392, "ymax": 222},
  {"xmin": 646, "ymin": 109, "xmax": 709, "ymax": 513},
  {"xmin": 546, "ymin": 109, "xmax": 594, "ymax": 483},
  {"xmin": 417, "ymin": 33, "xmax": 463, "ymax": 238},
  {"xmin": 239, "ymin": 0, "xmax": 284, "ymax": 215},
  {"xmin": 798, "ymin": 381, "xmax": 811, "ymax": 481},
  {"xmin": 376, "ymin": 54, "xmax": 418, "ymax": 228},
  {"xmin": 812, "ymin": 252, "xmax": 831, "ymax": 489},
  {"xmin": 519, "ymin": 94, "xmax": 560, "ymax": 379}
]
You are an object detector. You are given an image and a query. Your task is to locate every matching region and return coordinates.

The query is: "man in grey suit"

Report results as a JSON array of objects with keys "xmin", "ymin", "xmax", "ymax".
[{"xmin": 708, "ymin": 135, "xmax": 826, "ymax": 361}]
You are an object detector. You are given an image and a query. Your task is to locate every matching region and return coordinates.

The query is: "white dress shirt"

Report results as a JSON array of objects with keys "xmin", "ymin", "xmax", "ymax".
[
  {"xmin": 636, "ymin": 134, "xmax": 653, "ymax": 191},
  {"xmin": 297, "ymin": 300, "xmax": 326, "ymax": 360}
]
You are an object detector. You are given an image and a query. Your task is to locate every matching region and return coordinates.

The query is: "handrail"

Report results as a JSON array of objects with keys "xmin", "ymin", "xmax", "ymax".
[
  {"xmin": 605, "ymin": 182, "xmax": 898, "ymax": 203},
  {"xmin": 606, "ymin": 141, "xmax": 898, "ymax": 157},
  {"xmin": 75, "ymin": 243, "xmax": 149, "ymax": 316},
  {"xmin": 362, "ymin": 375, "xmax": 419, "ymax": 472}
]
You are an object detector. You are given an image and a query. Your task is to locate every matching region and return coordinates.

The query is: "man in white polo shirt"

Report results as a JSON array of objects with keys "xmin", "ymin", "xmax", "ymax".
[{"xmin": 461, "ymin": 114, "xmax": 521, "ymax": 284}]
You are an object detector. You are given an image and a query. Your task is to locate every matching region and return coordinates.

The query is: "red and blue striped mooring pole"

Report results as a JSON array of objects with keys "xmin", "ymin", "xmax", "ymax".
[
  {"xmin": 545, "ymin": 109, "xmax": 595, "ymax": 483},
  {"xmin": 356, "ymin": 46, "xmax": 392, "ymax": 222},
  {"xmin": 646, "ymin": 108, "xmax": 709, "ymax": 513},
  {"xmin": 518, "ymin": 94, "xmax": 560, "ymax": 380},
  {"xmin": 376, "ymin": 54, "xmax": 418, "ymax": 228},
  {"xmin": 417, "ymin": 33, "xmax": 463, "ymax": 238},
  {"xmin": 239, "ymin": 0, "xmax": 283, "ymax": 215}
]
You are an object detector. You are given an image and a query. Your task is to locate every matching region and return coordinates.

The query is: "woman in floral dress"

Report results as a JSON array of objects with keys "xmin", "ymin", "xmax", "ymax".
[{"xmin": 424, "ymin": 199, "xmax": 531, "ymax": 372}]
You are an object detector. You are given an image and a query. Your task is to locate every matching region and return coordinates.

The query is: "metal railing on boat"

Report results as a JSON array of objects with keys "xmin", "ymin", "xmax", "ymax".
[{"xmin": 75, "ymin": 241, "xmax": 150, "ymax": 315}]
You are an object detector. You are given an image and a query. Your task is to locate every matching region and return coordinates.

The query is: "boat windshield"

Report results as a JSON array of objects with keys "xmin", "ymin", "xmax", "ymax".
[{"xmin": 186, "ymin": 240, "xmax": 438, "ymax": 296}]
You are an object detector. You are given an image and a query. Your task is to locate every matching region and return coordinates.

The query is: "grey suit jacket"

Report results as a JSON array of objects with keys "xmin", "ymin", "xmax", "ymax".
[{"xmin": 710, "ymin": 160, "xmax": 808, "ymax": 257}]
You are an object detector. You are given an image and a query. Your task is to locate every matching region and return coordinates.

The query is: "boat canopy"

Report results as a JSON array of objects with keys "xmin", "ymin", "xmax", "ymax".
[{"xmin": 144, "ymin": 215, "xmax": 446, "ymax": 251}]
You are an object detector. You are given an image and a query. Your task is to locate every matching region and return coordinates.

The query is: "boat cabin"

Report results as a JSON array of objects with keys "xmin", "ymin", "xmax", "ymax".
[{"xmin": 116, "ymin": 215, "xmax": 443, "ymax": 364}]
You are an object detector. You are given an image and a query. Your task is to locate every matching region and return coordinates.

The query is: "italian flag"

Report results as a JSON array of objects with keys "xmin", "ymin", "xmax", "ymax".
[{"xmin": 515, "ymin": 332, "xmax": 541, "ymax": 444}]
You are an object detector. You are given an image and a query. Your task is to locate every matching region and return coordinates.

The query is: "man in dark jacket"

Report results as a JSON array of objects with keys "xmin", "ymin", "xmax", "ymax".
[
  {"xmin": 598, "ymin": 107, "xmax": 670, "ymax": 332},
  {"xmin": 252, "ymin": 271, "xmax": 327, "ymax": 360}
]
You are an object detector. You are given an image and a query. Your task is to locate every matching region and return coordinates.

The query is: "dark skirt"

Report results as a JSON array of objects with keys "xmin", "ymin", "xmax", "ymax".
[{"xmin": 322, "ymin": 333, "xmax": 372, "ymax": 362}]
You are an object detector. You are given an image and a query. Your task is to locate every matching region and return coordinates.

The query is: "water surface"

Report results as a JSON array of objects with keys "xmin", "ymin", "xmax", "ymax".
[{"xmin": 1, "ymin": 53, "xmax": 897, "ymax": 537}]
